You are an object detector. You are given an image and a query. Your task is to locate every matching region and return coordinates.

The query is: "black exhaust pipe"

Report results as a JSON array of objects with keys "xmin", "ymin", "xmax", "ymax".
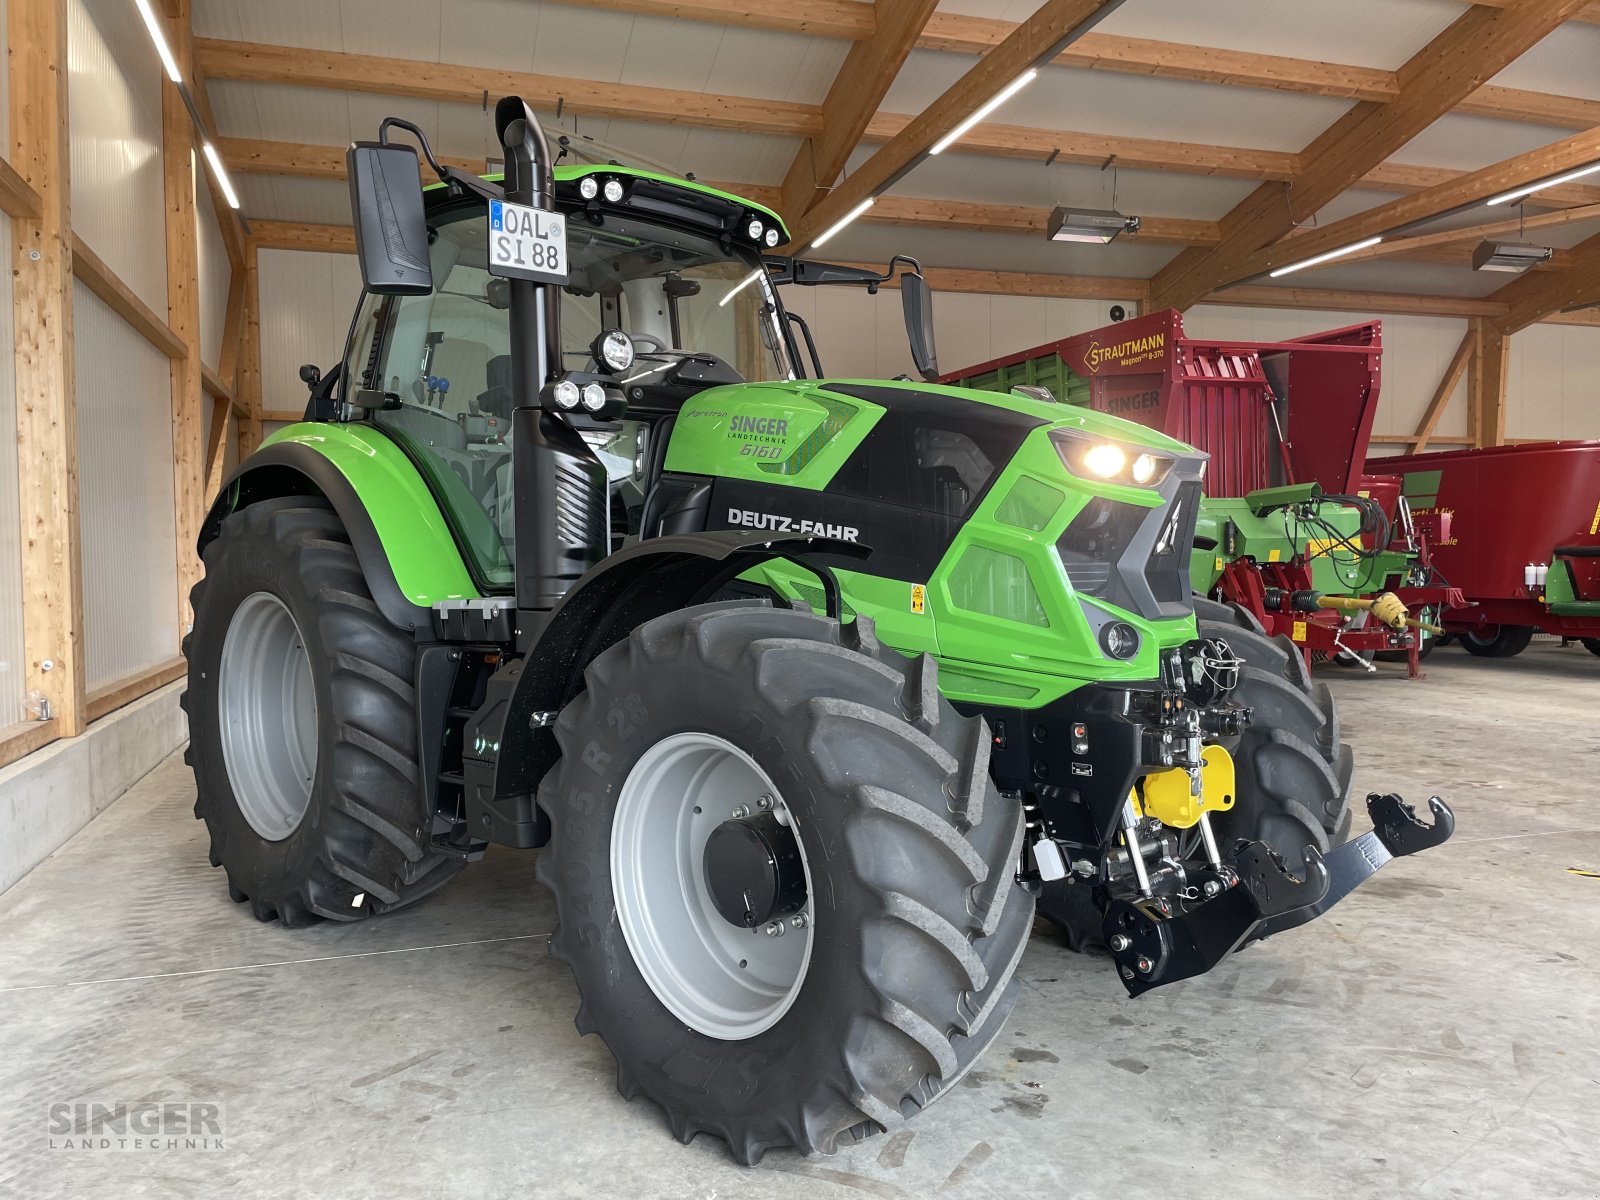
[{"xmin": 495, "ymin": 96, "xmax": 609, "ymax": 611}]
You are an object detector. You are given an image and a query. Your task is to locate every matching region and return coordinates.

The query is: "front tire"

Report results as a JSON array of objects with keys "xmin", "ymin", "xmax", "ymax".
[
  {"xmin": 183, "ymin": 499, "xmax": 462, "ymax": 925},
  {"xmin": 537, "ymin": 602, "xmax": 1033, "ymax": 1163}
]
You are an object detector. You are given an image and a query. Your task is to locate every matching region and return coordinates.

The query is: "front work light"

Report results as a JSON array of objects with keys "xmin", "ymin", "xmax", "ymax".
[
  {"xmin": 581, "ymin": 382, "xmax": 607, "ymax": 412},
  {"xmin": 578, "ymin": 176, "xmax": 599, "ymax": 200},
  {"xmin": 1099, "ymin": 620, "xmax": 1141, "ymax": 660},
  {"xmin": 593, "ymin": 329, "xmax": 636, "ymax": 374},
  {"xmin": 602, "ymin": 178, "xmax": 625, "ymax": 203},
  {"xmin": 548, "ymin": 379, "xmax": 581, "ymax": 410},
  {"xmin": 1051, "ymin": 427, "xmax": 1173, "ymax": 489}
]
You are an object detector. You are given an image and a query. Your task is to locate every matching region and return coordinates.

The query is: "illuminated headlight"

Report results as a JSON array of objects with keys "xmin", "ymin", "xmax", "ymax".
[
  {"xmin": 1082, "ymin": 443, "xmax": 1126, "ymax": 479},
  {"xmin": 581, "ymin": 382, "xmax": 607, "ymax": 413},
  {"xmin": 602, "ymin": 178, "xmax": 625, "ymax": 203},
  {"xmin": 593, "ymin": 329, "xmax": 635, "ymax": 374},
  {"xmin": 764, "ymin": 227, "xmax": 781, "ymax": 248},
  {"xmin": 747, "ymin": 218, "xmax": 764, "ymax": 241},
  {"xmin": 1051, "ymin": 428, "xmax": 1173, "ymax": 488},
  {"xmin": 1099, "ymin": 621, "xmax": 1141, "ymax": 660},
  {"xmin": 549, "ymin": 379, "xmax": 581, "ymax": 410},
  {"xmin": 578, "ymin": 176, "xmax": 599, "ymax": 200}
]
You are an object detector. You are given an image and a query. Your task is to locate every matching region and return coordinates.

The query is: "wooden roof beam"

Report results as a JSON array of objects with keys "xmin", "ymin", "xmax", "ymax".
[
  {"xmin": 779, "ymin": 0, "xmax": 938, "ymax": 220},
  {"xmin": 1150, "ymin": 0, "xmax": 1594, "ymax": 312},
  {"xmin": 555, "ymin": 2, "xmax": 1600, "ymax": 130},
  {"xmin": 1216, "ymin": 125, "xmax": 1600, "ymax": 285},
  {"xmin": 787, "ymin": 0, "xmax": 1126, "ymax": 247}
]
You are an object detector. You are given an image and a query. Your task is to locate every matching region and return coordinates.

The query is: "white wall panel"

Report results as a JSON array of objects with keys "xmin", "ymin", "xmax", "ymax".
[
  {"xmin": 0, "ymin": 212, "xmax": 25, "ymax": 727},
  {"xmin": 258, "ymin": 250, "xmax": 363, "ymax": 415},
  {"xmin": 197, "ymin": 179, "xmax": 232, "ymax": 372},
  {"xmin": 1507, "ymin": 324, "xmax": 1600, "ymax": 443},
  {"xmin": 67, "ymin": 0, "xmax": 167, "ymax": 312},
  {"xmin": 75, "ymin": 282, "xmax": 180, "ymax": 692}
]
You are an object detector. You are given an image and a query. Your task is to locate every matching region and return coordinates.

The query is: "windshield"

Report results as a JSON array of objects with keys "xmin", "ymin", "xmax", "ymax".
[
  {"xmin": 556, "ymin": 213, "xmax": 794, "ymax": 382},
  {"xmin": 351, "ymin": 200, "xmax": 793, "ymax": 589}
]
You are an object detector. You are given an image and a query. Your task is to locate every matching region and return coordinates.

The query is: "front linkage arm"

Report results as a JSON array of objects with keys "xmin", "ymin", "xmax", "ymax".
[{"xmin": 1102, "ymin": 792, "xmax": 1455, "ymax": 997}]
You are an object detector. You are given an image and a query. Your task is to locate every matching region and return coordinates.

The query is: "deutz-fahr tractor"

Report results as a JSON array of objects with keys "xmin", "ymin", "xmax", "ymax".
[{"xmin": 184, "ymin": 98, "xmax": 1453, "ymax": 1163}]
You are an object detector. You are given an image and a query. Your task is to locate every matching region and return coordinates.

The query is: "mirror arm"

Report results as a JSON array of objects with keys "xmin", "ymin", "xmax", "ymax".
[{"xmin": 378, "ymin": 117, "xmax": 449, "ymax": 182}]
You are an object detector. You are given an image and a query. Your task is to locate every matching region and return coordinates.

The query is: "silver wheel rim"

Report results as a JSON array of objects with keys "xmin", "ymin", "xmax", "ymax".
[
  {"xmin": 218, "ymin": 591, "xmax": 318, "ymax": 841},
  {"xmin": 611, "ymin": 732, "xmax": 814, "ymax": 1040}
]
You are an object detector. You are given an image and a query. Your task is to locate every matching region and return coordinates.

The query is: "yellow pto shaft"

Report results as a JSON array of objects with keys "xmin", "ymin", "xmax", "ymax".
[{"xmin": 1311, "ymin": 591, "xmax": 1443, "ymax": 635}]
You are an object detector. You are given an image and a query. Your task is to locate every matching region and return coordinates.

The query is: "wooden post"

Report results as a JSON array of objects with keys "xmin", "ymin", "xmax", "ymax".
[
  {"xmin": 9, "ymin": 0, "xmax": 84, "ymax": 736},
  {"xmin": 164, "ymin": 0, "xmax": 204, "ymax": 631},
  {"xmin": 237, "ymin": 239, "xmax": 264, "ymax": 455},
  {"xmin": 1467, "ymin": 317, "xmax": 1510, "ymax": 449}
]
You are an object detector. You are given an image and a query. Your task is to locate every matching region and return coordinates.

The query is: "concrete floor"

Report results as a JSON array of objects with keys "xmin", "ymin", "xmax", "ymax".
[{"xmin": 2, "ymin": 641, "xmax": 1597, "ymax": 1200}]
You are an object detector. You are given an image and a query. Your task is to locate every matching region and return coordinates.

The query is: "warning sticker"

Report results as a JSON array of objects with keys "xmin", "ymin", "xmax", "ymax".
[
  {"xmin": 910, "ymin": 584, "xmax": 927, "ymax": 615},
  {"xmin": 1292, "ymin": 621, "xmax": 1308, "ymax": 643}
]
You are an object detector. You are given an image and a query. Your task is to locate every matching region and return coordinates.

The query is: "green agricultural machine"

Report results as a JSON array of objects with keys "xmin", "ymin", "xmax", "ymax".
[{"xmin": 183, "ymin": 99, "xmax": 1453, "ymax": 1162}]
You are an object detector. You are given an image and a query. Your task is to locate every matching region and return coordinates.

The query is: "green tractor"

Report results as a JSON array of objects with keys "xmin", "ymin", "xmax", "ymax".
[{"xmin": 183, "ymin": 99, "xmax": 1452, "ymax": 1162}]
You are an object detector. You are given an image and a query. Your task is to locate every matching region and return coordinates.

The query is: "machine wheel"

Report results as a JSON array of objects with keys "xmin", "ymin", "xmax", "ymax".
[
  {"xmin": 537, "ymin": 602, "xmax": 1033, "ymax": 1164},
  {"xmin": 1584, "ymin": 638, "xmax": 1600, "ymax": 657},
  {"xmin": 1037, "ymin": 597, "xmax": 1353, "ymax": 948},
  {"xmin": 183, "ymin": 498, "xmax": 463, "ymax": 926},
  {"xmin": 1458, "ymin": 624, "xmax": 1535, "ymax": 658}
]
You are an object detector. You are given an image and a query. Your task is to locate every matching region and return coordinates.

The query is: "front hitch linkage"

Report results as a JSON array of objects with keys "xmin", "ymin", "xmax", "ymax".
[{"xmin": 1102, "ymin": 792, "xmax": 1455, "ymax": 997}]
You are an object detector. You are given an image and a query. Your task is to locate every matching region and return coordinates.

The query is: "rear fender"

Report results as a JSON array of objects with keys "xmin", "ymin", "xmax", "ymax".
[{"xmin": 200, "ymin": 424, "xmax": 482, "ymax": 633}]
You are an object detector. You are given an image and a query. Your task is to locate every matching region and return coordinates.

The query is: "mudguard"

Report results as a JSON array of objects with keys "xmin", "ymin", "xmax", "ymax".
[
  {"xmin": 198, "ymin": 424, "xmax": 482, "ymax": 633},
  {"xmin": 461, "ymin": 530, "xmax": 870, "ymax": 846}
]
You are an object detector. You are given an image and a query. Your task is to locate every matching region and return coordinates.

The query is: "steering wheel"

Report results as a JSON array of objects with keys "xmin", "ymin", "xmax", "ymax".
[{"xmin": 629, "ymin": 332, "xmax": 670, "ymax": 353}]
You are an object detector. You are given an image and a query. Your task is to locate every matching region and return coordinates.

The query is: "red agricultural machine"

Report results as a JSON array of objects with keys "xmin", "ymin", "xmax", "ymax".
[
  {"xmin": 947, "ymin": 309, "xmax": 1455, "ymax": 675},
  {"xmin": 1366, "ymin": 440, "xmax": 1600, "ymax": 658}
]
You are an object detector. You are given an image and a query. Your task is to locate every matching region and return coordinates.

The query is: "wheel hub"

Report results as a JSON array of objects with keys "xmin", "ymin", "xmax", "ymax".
[
  {"xmin": 610, "ymin": 732, "xmax": 815, "ymax": 1040},
  {"xmin": 703, "ymin": 813, "xmax": 808, "ymax": 928}
]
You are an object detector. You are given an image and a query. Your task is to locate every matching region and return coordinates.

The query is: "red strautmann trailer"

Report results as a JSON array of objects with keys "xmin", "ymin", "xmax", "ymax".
[{"xmin": 1365, "ymin": 440, "xmax": 1600, "ymax": 658}]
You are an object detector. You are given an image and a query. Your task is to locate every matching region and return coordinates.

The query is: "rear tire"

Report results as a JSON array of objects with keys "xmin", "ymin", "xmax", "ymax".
[
  {"xmin": 1459, "ymin": 624, "xmax": 1534, "ymax": 658},
  {"xmin": 537, "ymin": 602, "xmax": 1033, "ymax": 1163},
  {"xmin": 183, "ymin": 498, "xmax": 462, "ymax": 926},
  {"xmin": 1584, "ymin": 638, "xmax": 1600, "ymax": 658},
  {"xmin": 1037, "ymin": 598, "xmax": 1353, "ymax": 948}
]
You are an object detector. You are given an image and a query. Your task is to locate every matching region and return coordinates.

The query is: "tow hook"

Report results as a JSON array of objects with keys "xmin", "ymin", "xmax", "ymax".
[{"xmin": 1103, "ymin": 792, "xmax": 1455, "ymax": 996}]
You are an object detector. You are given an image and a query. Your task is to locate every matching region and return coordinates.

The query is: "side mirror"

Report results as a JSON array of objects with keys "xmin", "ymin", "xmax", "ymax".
[
  {"xmin": 346, "ymin": 142, "xmax": 433, "ymax": 295},
  {"xmin": 901, "ymin": 272, "xmax": 939, "ymax": 382}
]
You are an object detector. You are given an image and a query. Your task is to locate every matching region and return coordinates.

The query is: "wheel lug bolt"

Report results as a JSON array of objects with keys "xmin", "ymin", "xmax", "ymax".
[
  {"xmin": 1136, "ymin": 955, "xmax": 1153, "ymax": 974},
  {"xmin": 790, "ymin": 913, "xmax": 808, "ymax": 930},
  {"xmin": 756, "ymin": 794, "xmax": 774, "ymax": 811},
  {"xmin": 1109, "ymin": 934, "xmax": 1131, "ymax": 952},
  {"xmin": 764, "ymin": 921, "xmax": 785, "ymax": 937},
  {"xmin": 731, "ymin": 805, "xmax": 750, "ymax": 819}
]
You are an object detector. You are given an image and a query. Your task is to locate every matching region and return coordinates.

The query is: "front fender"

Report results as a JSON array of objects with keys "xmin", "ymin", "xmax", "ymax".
[
  {"xmin": 471, "ymin": 530, "xmax": 868, "ymax": 822},
  {"xmin": 200, "ymin": 423, "xmax": 482, "ymax": 632}
]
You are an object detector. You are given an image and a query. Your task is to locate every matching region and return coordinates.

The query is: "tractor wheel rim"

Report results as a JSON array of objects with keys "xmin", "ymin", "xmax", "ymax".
[
  {"xmin": 611, "ymin": 732, "xmax": 814, "ymax": 1041},
  {"xmin": 218, "ymin": 591, "xmax": 318, "ymax": 842}
]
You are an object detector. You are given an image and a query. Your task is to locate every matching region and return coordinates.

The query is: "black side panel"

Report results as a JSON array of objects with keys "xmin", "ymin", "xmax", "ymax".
[
  {"xmin": 199, "ymin": 443, "xmax": 431, "ymax": 633},
  {"xmin": 707, "ymin": 478, "xmax": 944, "ymax": 581}
]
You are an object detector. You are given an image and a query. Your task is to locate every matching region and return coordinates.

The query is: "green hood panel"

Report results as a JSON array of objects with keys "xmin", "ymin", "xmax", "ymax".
[
  {"xmin": 261, "ymin": 423, "xmax": 481, "ymax": 606},
  {"xmin": 664, "ymin": 377, "xmax": 1194, "ymax": 491}
]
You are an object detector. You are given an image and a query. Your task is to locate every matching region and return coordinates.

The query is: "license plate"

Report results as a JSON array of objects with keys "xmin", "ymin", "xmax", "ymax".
[{"xmin": 488, "ymin": 199, "xmax": 568, "ymax": 285}]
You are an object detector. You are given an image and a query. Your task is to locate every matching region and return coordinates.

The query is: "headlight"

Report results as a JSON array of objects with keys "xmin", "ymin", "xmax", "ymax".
[
  {"xmin": 580, "ymin": 382, "xmax": 607, "ymax": 412},
  {"xmin": 592, "ymin": 329, "xmax": 635, "ymax": 374},
  {"xmin": 764, "ymin": 227, "xmax": 781, "ymax": 247},
  {"xmin": 548, "ymin": 379, "xmax": 581, "ymax": 410},
  {"xmin": 747, "ymin": 218, "xmax": 764, "ymax": 241},
  {"xmin": 1099, "ymin": 620, "xmax": 1141, "ymax": 660},
  {"xmin": 1051, "ymin": 428, "xmax": 1173, "ymax": 488},
  {"xmin": 602, "ymin": 178, "xmax": 625, "ymax": 203},
  {"xmin": 1082, "ymin": 443, "xmax": 1126, "ymax": 478},
  {"xmin": 578, "ymin": 176, "xmax": 599, "ymax": 200}
]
